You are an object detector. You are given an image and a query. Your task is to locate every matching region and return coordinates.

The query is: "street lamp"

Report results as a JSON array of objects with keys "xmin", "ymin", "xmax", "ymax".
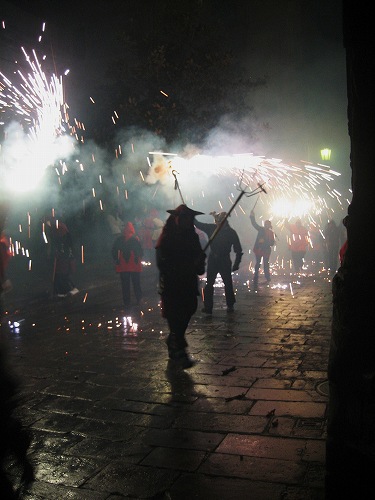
[{"xmin": 320, "ymin": 148, "xmax": 332, "ymax": 161}]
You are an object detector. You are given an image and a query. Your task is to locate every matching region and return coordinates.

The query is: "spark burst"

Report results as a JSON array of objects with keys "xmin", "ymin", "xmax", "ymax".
[
  {"xmin": 146, "ymin": 152, "xmax": 348, "ymax": 224},
  {"xmin": 0, "ymin": 45, "xmax": 76, "ymax": 192}
]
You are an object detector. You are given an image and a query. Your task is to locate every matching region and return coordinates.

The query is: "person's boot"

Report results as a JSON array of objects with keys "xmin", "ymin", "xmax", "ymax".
[{"xmin": 166, "ymin": 334, "xmax": 194, "ymax": 368}]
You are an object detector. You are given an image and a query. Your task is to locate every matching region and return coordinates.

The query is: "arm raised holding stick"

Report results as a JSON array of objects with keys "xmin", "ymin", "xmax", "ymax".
[{"xmin": 202, "ymin": 182, "xmax": 267, "ymax": 253}]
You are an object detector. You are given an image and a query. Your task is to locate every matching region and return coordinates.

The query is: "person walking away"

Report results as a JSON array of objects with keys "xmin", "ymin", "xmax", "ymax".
[
  {"xmin": 285, "ymin": 218, "xmax": 309, "ymax": 273},
  {"xmin": 46, "ymin": 218, "xmax": 79, "ymax": 298},
  {"xmin": 249, "ymin": 209, "xmax": 275, "ymax": 288},
  {"xmin": 195, "ymin": 211, "xmax": 243, "ymax": 314},
  {"xmin": 112, "ymin": 221, "xmax": 143, "ymax": 310},
  {"xmin": 155, "ymin": 204, "xmax": 206, "ymax": 368},
  {"xmin": 323, "ymin": 219, "xmax": 340, "ymax": 274}
]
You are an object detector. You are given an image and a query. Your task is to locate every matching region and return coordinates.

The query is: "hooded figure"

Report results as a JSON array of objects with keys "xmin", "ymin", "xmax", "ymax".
[
  {"xmin": 112, "ymin": 222, "xmax": 143, "ymax": 308},
  {"xmin": 250, "ymin": 209, "xmax": 275, "ymax": 287},
  {"xmin": 155, "ymin": 204, "xmax": 206, "ymax": 368},
  {"xmin": 194, "ymin": 210, "xmax": 243, "ymax": 314}
]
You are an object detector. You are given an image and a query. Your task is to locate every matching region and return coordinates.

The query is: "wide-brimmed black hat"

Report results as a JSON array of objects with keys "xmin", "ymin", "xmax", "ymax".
[{"xmin": 167, "ymin": 204, "xmax": 204, "ymax": 217}]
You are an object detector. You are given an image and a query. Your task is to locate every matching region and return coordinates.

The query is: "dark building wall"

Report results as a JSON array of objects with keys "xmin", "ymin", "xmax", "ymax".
[{"xmin": 326, "ymin": 1, "xmax": 375, "ymax": 498}]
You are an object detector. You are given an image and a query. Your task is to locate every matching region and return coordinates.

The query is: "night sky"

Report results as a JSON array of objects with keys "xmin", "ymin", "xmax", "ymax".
[{"xmin": 1, "ymin": 0, "xmax": 350, "ymax": 195}]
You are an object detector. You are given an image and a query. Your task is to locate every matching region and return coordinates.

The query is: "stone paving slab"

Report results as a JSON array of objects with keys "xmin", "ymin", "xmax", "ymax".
[
  {"xmin": 169, "ymin": 474, "xmax": 285, "ymax": 500},
  {"xmin": 1, "ymin": 268, "xmax": 332, "ymax": 498}
]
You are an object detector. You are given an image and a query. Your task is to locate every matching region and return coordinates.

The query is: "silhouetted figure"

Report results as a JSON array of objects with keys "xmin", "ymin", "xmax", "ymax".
[
  {"xmin": 112, "ymin": 221, "xmax": 143, "ymax": 309},
  {"xmin": 46, "ymin": 217, "xmax": 79, "ymax": 297},
  {"xmin": 324, "ymin": 219, "xmax": 340, "ymax": 273},
  {"xmin": 250, "ymin": 209, "xmax": 275, "ymax": 288},
  {"xmin": 285, "ymin": 218, "xmax": 309, "ymax": 273},
  {"xmin": 195, "ymin": 211, "xmax": 243, "ymax": 314},
  {"xmin": 155, "ymin": 205, "xmax": 206, "ymax": 368}
]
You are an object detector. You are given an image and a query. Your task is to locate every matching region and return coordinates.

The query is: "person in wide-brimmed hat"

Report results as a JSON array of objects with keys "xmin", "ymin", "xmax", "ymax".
[
  {"xmin": 166, "ymin": 204, "xmax": 204, "ymax": 217},
  {"xmin": 155, "ymin": 204, "xmax": 206, "ymax": 368}
]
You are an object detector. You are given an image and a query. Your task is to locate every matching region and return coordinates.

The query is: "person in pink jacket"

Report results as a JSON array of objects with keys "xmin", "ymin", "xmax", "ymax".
[{"xmin": 112, "ymin": 222, "xmax": 143, "ymax": 308}]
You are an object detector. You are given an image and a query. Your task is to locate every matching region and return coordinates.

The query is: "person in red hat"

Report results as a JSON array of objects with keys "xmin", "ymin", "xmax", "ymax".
[
  {"xmin": 112, "ymin": 221, "xmax": 143, "ymax": 309},
  {"xmin": 155, "ymin": 204, "xmax": 206, "ymax": 368}
]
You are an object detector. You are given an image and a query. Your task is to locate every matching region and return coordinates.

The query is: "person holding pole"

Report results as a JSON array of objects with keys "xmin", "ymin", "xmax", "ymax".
[
  {"xmin": 249, "ymin": 209, "xmax": 275, "ymax": 288},
  {"xmin": 195, "ymin": 211, "xmax": 243, "ymax": 314},
  {"xmin": 155, "ymin": 204, "xmax": 206, "ymax": 368}
]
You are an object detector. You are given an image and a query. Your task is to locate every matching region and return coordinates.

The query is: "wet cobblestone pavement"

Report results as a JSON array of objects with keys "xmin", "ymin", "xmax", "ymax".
[{"xmin": 1, "ymin": 263, "xmax": 332, "ymax": 499}]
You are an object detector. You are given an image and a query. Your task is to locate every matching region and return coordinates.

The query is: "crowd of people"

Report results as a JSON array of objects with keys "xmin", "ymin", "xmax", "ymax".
[
  {"xmin": 1, "ymin": 204, "xmax": 349, "ymax": 369},
  {"xmin": 1, "ymin": 206, "xmax": 349, "ymax": 313}
]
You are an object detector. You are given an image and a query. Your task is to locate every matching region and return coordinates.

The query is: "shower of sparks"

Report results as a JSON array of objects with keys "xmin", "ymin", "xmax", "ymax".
[
  {"xmin": 0, "ymin": 46, "xmax": 76, "ymax": 192},
  {"xmin": 146, "ymin": 152, "xmax": 348, "ymax": 224}
]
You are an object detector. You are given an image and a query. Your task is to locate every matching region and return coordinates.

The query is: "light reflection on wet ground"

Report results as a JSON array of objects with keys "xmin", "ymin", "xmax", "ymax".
[{"xmin": 3, "ymin": 262, "xmax": 334, "ymax": 342}]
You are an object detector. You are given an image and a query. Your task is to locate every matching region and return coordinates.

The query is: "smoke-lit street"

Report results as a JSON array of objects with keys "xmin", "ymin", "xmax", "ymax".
[{"xmin": 1, "ymin": 1, "xmax": 357, "ymax": 497}]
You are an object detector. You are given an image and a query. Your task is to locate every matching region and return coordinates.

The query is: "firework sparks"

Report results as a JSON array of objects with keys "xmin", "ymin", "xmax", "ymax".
[
  {"xmin": 146, "ymin": 152, "xmax": 348, "ymax": 224},
  {"xmin": 0, "ymin": 46, "xmax": 76, "ymax": 192}
]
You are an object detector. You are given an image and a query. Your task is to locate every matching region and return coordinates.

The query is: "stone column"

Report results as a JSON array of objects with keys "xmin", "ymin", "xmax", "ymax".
[{"xmin": 326, "ymin": 2, "xmax": 375, "ymax": 498}]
